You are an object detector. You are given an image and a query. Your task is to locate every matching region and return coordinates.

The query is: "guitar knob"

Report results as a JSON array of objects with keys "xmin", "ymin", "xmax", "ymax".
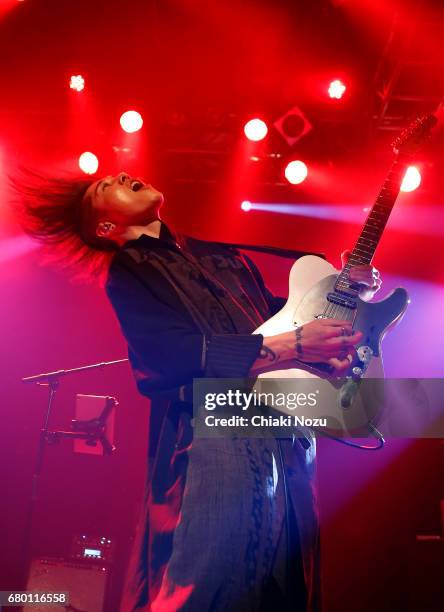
[{"xmin": 357, "ymin": 345, "xmax": 373, "ymax": 364}]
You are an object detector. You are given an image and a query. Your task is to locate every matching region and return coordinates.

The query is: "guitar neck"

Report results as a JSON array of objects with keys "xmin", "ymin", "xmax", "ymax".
[{"xmin": 334, "ymin": 151, "xmax": 411, "ymax": 295}]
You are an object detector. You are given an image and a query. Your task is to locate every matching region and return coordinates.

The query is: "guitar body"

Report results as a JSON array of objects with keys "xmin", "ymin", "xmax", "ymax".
[
  {"xmin": 250, "ymin": 114, "xmax": 435, "ymax": 434},
  {"xmin": 252, "ymin": 255, "xmax": 409, "ymax": 432}
]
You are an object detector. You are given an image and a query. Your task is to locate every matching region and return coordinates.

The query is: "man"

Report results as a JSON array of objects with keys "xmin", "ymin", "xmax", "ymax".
[{"xmin": 15, "ymin": 170, "xmax": 381, "ymax": 611}]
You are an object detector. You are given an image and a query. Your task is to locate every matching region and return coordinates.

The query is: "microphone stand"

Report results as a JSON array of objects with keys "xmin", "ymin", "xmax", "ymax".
[{"xmin": 20, "ymin": 357, "xmax": 128, "ymax": 593}]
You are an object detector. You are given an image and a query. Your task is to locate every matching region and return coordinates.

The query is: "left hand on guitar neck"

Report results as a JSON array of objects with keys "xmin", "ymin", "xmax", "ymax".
[{"xmin": 341, "ymin": 249, "xmax": 382, "ymax": 302}]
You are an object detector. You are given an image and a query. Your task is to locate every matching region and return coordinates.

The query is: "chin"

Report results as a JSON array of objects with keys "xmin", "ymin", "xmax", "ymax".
[{"xmin": 152, "ymin": 191, "xmax": 164, "ymax": 207}]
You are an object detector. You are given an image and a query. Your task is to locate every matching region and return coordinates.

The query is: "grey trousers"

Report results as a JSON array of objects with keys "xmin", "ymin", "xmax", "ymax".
[{"xmin": 150, "ymin": 437, "xmax": 309, "ymax": 612}]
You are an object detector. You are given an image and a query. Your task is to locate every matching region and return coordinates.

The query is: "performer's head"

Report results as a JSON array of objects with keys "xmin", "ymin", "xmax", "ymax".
[
  {"xmin": 11, "ymin": 169, "xmax": 164, "ymax": 282},
  {"xmin": 82, "ymin": 172, "xmax": 164, "ymax": 246}
]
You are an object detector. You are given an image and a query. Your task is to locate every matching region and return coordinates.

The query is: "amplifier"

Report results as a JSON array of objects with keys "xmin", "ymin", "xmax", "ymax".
[{"xmin": 25, "ymin": 557, "xmax": 108, "ymax": 612}]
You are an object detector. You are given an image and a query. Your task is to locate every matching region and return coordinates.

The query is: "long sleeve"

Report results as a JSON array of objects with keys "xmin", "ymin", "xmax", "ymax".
[{"xmin": 105, "ymin": 255, "xmax": 264, "ymax": 397}]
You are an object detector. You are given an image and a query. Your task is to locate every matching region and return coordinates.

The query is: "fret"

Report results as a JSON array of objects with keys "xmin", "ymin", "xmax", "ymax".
[
  {"xmin": 336, "ymin": 278, "xmax": 358, "ymax": 287},
  {"xmin": 367, "ymin": 218, "xmax": 386, "ymax": 227},
  {"xmin": 379, "ymin": 189, "xmax": 399, "ymax": 197},
  {"xmin": 357, "ymin": 242, "xmax": 375, "ymax": 250},
  {"xmin": 348, "ymin": 257, "xmax": 366, "ymax": 265},
  {"xmin": 385, "ymin": 176, "xmax": 404, "ymax": 186},
  {"xmin": 370, "ymin": 204, "xmax": 388, "ymax": 213},
  {"xmin": 335, "ymin": 150, "xmax": 416, "ymax": 295},
  {"xmin": 377, "ymin": 194, "xmax": 396, "ymax": 205},
  {"xmin": 351, "ymin": 251, "xmax": 371, "ymax": 260},
  {"xmin": 367, "ymin": 218, "xmax": 385, "ymax": 228},
  {"xmin": 361, "ymin": 231, "xmax": 380, "ymax": 240},
  {"xmin": 357, "ymin": 241, "xmax": 375, "ymax": 249},
  {"xmin": 378, "ymin": 187, "xmax": 398, "ymax": 197},
  {"xmin": 357, "ymin": 236, "xmax": 376, "ymax": 245},
  {"xmin": 380, "ymin": 180, "xmax": 399, "ymax": 188},
  {"xmin": 366, "ymin": 219, "xmax": 383, "ymax": 227},
  {"xmin": 379, "ymin": 185, "xmax": 398, "ymax": 195},
  {"xmin": 353, "ymin": 247, "xmax": 371, "ymax": 256},
  {"xmin": 377, "ymin": 195, "xmax": 396, "ymax": 204},
  {"xmin": 369, "ymin": 209, "xmax": 388, "ymax": 219},
  {"xmin": 370, "ymin": 210, "xmax": 385, "ymax": 218}
]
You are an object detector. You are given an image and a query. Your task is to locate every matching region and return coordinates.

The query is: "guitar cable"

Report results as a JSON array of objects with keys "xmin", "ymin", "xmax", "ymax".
[{"xmin": 310, "ymin": 423, "xmax": 385, "ymax": 450}]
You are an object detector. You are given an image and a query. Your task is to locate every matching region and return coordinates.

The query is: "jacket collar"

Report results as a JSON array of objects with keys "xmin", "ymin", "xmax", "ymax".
[{"xmin": 121, "ymin": 221, "xmax": 180, "ymax": 251}]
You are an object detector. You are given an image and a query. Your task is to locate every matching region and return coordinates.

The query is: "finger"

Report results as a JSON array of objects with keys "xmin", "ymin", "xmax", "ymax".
[
  {"xmin": 355, "ymin": 278, "xmax": 374, "ymax": 288},
  {"xmin": 349, "ymin": 270, "xmax": 375, "ymax": 282},
  {"xmin": 340, "ymin": 249, "xmax": 352, "ymax": 267},
  {"xmin": 350, "ymin": 266, "xmax": 380, "ymax": 280},
  {"xmin": 328, "ymin": 357, "xmax": 350, "ymax": 372},
  {"xmin": 359, "ymin": 279, "xmax": 382, "ymax": 295},
  {"xmin": 325, "ymin": 330, "xmax": 363, "ymax": 347},
  {"xmin": 349, "ymin": 264, "xmax": 375, "ymax": 271},
  {"xmin": 323, "ymin": 325, "xmax": 355, "ymax": 339},
  {"xmin": 321, "ymin": 319, "xmax": 354, "ymax": 327}
]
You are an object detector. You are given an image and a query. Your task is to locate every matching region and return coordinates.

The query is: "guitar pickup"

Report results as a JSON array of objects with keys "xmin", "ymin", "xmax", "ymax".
[{"xmin": 326, "ymin": 292, "xmax": 357, "ymax": 309}]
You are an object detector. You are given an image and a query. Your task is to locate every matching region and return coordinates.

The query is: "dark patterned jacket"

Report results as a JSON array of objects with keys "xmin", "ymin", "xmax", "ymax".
[{"xmin": 106, "ymin": 222, "xmax": 320, "ymax": 611}]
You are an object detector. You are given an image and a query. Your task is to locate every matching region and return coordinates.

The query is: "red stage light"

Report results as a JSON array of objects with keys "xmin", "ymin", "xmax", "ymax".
[
  {"xmin": 244, "ymin": 119, "xmax": 268, "ymax": 142},
  {"xmin": 328, "ymin": 79, "xmax": 346, "ymax": 99},
  {"xmin": 400, "ymin": 166, "xmax": 421, "ymax": 193},
  {"xmin": 120, "ymin": 111, "xmax": 143, "ymax": 133},
  {"xmin": 69, "ymin": 75, "xmax": 85, "ymax": 92},
  {"xmin": 284, "ymin": 160, "xmax": 308, "ymax": 185},
  {"xmin": 78, "ymin": 152, "xmax": 99, "ymax": 175},
  {"xmin": 241, "ymin": 200, "xmax": 252, "ymax": 212}
]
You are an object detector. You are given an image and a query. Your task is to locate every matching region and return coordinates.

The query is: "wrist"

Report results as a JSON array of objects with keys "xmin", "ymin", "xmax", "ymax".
[
  {"xmin": 248, "ymin": 335, "xmax": 281, "ymax": 376},
  {"xmin": 295, "ymin": 327, "xmax": 304, "ymax": 360}
]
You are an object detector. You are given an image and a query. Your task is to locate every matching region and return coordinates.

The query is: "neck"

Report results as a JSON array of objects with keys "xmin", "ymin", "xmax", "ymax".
[
  {"xmin": 333, "ymin": 151, "xmax": 410, "ymax": 297},
  {"xmin": 115, "ymin": 218, "xmax": 162, "ymax": 246}
]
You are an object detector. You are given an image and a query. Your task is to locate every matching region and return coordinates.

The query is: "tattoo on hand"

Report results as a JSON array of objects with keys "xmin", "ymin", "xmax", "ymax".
[
  {"xmin": 259, "ymin": 344, "xmax": 278, "ymax": 362},
  {"xmin": 295, "ymin": 326, "xmax": 304, "ymax": 357}
]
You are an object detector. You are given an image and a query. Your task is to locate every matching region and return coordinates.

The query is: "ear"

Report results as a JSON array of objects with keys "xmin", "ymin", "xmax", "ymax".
[{"xmin": 96, "ymin": 221, "xmax": 117, "ymax": 238}]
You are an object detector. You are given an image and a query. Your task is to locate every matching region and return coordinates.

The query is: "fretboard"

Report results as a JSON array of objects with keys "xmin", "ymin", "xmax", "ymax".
[{"xmin": 334, "ymin": 151, "xmax": 411, "ymax": 296}]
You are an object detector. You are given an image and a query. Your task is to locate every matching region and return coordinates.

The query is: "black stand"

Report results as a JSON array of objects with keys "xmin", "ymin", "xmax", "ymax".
[{"xmin": 20, "ymin": 358, "xmax": 127, "ymax": 593}]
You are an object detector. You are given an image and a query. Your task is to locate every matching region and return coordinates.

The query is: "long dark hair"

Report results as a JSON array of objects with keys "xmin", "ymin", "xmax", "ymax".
[{"xmin": 9, "ymin": 168, "xmax": 117, "ymax": 284}]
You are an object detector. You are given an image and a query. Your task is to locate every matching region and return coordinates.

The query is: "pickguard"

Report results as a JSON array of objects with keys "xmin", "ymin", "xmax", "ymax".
[{"xmin": 252, "ymin": 255, "xmax": 409, "ymax": 434}]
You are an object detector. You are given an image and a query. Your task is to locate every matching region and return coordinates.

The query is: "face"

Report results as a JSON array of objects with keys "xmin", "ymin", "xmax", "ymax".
[{"xmin": 84, "ymin": 171, "xmax": 164, "ymax": 231}]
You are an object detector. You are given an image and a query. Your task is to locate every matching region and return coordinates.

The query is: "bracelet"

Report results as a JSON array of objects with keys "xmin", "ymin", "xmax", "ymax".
[{"xmin": 295, "ymin": 326, "xmax": 304, "ymax": 357}]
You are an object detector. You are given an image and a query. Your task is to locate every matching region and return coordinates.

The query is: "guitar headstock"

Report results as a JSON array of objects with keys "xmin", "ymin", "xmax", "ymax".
[{"xmin": 392, "ymin": 114, "xmax": 437, "ymax": 156}]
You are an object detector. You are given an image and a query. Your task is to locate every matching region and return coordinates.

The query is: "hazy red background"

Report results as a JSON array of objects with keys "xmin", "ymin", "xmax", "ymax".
[{"xmin": 1, "ymin": 1, "xmax": 443, "ymax": 610}]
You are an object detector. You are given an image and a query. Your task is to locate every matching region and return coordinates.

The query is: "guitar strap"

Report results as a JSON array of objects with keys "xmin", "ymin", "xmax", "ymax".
[{"xmin": 213, "ymin": 241, "xmax": 326, "ymax": 261}]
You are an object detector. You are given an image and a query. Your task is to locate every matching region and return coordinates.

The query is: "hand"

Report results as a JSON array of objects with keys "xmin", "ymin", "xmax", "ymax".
[
  {"xmin": 341, "ymin": 249, "xmax": 382, "ymax": 301},
  {"xmin": 293, "ymin": 319, "xmax": 363, "ymax": 371},
  {"xmin": 257, "ymin": 319, "xmax": 363, "ymax": 375}
]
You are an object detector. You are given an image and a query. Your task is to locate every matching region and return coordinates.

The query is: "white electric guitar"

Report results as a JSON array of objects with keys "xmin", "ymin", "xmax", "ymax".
[{"xmin": 252, "ymin": 115, "xmax": 436, "ymax": 434}]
